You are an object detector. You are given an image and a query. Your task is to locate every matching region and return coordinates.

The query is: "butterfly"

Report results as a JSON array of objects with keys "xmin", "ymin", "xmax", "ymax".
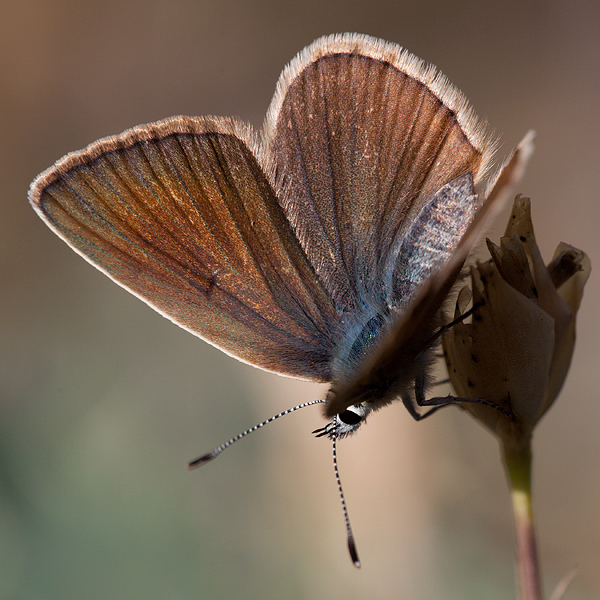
[{"xmin": 29, "ymin": 33, "xmax": 533, "ymax": 566}]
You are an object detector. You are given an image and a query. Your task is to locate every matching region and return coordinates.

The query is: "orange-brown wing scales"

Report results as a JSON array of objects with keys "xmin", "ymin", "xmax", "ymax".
[
  {"xmin": 269, "ymin": 53, "xmax": 483, "ymax": 312},
  {"xmin": 35, "ymin": 128, "xmax": 336, "ymax": 380}
]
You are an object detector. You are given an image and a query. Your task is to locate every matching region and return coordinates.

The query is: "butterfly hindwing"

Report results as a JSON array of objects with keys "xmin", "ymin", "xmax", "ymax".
[{"xmin": 265, "ymin": 34, "xmax": 496, "ymax": 314}]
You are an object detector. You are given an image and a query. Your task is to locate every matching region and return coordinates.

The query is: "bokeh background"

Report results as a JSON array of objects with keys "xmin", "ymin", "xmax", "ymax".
[{"xmin": 2, "ymin": 0, "xmax": 599, "ymax": 598}]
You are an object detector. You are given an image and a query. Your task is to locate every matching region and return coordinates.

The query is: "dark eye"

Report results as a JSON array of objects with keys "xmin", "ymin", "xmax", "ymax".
[{"xmin": 339, "ymin": 409, "xmax": 362, "ymax": 425}]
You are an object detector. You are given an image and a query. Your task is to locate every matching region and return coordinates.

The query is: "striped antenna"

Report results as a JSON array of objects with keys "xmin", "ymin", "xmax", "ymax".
[
  {"xmin": 333, "ymin": 435, "xmax": 361, "ymax": 568},
  {"xmin": 187, "ymin": 399, "xmax": 325, "ymax": 468},
  {"xmin": 187, "ymin": 397, "xmax": 361, "ymax": 568}
]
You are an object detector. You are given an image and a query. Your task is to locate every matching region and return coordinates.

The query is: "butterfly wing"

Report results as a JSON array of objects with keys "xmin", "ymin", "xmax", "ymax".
[
  {"xmin": 29, "ymin": 116, "xmax": 337, "ymax": 381},
  {"xmin": 264, "ymin": 33, "xmax": 497, "ymax": 314},
  {"xmin": 325, "ymin": 131, "xmax": 535, "ymax": 417}
]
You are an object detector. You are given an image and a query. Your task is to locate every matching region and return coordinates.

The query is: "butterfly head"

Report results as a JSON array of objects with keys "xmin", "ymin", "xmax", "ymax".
[{"xmin": 313, "ymin": 400, "xmax": 373, "ymax": 440}]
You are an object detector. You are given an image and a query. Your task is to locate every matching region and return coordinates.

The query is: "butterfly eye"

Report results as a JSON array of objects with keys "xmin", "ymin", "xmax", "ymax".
[{"xmin": 338, "ymin": 409, "xmax": 363, "ymax": 426}]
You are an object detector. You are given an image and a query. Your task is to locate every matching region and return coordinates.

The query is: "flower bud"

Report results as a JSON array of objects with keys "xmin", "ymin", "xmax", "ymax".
[{"xmin": 443, "ymin": 196, "xmax": 590, "ymax": 450}]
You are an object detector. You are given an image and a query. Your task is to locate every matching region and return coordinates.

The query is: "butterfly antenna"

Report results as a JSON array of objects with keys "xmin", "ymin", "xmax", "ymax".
[
  {"xmin": 332, "ymin": 435, "xmax": 361, "ymax": 568},
  {"xmin": 187, "ymin": 399, "xmax": 326, "ymax": 469}
]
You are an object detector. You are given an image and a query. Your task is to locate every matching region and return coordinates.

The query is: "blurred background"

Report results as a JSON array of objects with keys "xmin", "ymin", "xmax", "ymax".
[{"xmin": 2, "ymin": 0, "xmax": 599, "ymax": 598}]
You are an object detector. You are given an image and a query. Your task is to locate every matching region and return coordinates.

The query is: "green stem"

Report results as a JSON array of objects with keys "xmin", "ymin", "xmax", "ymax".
[{"xmin": 503, "ymin": 443, "xmax": 542, "ymax": 600}]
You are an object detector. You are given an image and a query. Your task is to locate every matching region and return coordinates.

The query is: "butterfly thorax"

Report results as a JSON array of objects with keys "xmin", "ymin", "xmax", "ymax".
[{"xmin": 325, "ymin": 307, "xmax": 439, "ymax": 437}]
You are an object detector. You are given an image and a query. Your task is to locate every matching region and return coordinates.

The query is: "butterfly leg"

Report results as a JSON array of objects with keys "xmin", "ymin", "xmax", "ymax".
[
  {"xmin": 416, "ymin": 374, "xmax": 513, "ymax": 421},
  {"xmin": 419, "ymin": 302, "xmax": 482, "ymax": 358},
  {"xmin": 401, "ymin": 393, "xmax": 446, "ymax": 421},
  {"xmin": 401, "ymin": 373, "xmax": 450, "ymax": 422},
  {"xmin": 403, "ymin": 371, "xmax": 513, "ymax": 422}
]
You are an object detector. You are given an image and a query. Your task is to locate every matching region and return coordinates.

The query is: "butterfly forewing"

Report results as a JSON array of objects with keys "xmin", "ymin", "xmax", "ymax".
[{"xmin": 30, "ymin": 117, "xmax": 336, "ymax": 380}]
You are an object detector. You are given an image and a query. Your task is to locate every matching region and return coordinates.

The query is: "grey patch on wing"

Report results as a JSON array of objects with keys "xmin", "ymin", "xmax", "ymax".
[{"xmin": 391, "ymin": 172, "xmax": 478, "ymax": 306}]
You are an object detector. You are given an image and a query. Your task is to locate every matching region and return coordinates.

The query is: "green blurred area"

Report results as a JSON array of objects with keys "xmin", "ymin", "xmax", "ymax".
[{"xmin": 2, "ymin": 0, "xmax": 599, "ymax": 598}]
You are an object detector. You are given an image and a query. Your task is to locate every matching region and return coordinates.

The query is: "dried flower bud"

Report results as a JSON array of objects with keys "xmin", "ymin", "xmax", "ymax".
[{"xmin": 443, "ymin": 196, "xmax": 590, "ymax": 450}]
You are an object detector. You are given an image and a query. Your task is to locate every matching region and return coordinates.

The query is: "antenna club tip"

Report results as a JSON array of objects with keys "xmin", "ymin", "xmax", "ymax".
[
  {"xmin": 187, "ymin": 452, "xmax": 216, "ymax": 469},
  {"xmin": 348, "ymin": 538, "xmax": 361, "ymax": 568}
]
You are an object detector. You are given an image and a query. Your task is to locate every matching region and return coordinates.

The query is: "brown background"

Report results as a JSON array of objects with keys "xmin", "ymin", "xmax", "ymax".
[{"xmin": 2, "ymin": 0, "xmax": 599, "ymax": 598}]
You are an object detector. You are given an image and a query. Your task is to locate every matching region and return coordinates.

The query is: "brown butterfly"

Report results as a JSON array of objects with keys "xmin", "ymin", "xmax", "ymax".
[{"xmin": 29, "ymin": 33, "xmax": 533, "ymax": 566}]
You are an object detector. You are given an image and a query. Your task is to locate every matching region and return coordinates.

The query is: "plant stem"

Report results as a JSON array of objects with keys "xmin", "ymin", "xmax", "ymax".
[{"xmin": 503, "ymin": 443, "xmax": 542, "ymax": 600}]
